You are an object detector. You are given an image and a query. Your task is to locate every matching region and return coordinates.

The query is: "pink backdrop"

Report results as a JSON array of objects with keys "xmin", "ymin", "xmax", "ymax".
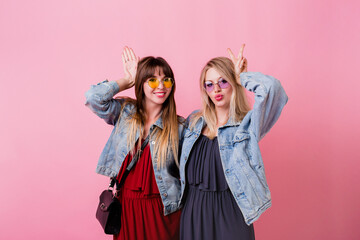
[{"xmin": 1, "ymin": 0, "xmax": 359, "ymax": 239}]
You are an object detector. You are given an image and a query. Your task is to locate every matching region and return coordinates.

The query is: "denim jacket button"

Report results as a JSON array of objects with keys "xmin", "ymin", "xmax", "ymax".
[
  {"xmin": 158, "ymin": 176, "xmax": 162, "ymax": 180},
  {"xmin": 163, "ymin": 193, "xmax": 168, "ymax": 197},
  {"xmin": 151, "ymin": 141, "xmax": 155, "ymax": 144},
  {"xmin": 225, "ymin": 169, "xmax": 230, "ymax": 174}
]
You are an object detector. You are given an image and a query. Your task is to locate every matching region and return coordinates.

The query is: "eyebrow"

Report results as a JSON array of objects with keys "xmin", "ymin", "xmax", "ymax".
[
  {"xmin": 149, "ymin": 76, "xmax": 168, "ymax": 79},
  {"xmin": 205, "ymin": 77, "xmax": 222, "ymax": 82}
]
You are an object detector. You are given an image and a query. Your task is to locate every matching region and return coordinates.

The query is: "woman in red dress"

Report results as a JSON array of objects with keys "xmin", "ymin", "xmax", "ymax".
[{"xmin": 85, "ymin": 47, "xmax": 184, "ymax": 240}]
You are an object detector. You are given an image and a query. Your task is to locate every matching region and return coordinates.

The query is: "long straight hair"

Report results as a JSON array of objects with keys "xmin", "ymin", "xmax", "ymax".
[
  {"xmin": 116, "ymin": 57, "xmax": 180, "ymax": 168},
  {"xmin": 191, "ymin": 57, "xmax": 250, "ymax": 139}
]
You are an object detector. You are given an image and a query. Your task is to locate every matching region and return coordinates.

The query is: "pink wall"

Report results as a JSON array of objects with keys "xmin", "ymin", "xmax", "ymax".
[{"xmin": 1, "ymin": 0, "xmax": 359, "ymax": 239}]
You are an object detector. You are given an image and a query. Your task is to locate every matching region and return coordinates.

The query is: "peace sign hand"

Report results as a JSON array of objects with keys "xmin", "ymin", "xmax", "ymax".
[{"xmin": 227, "ymin": 44, "xmax": 248, "ymax": 81}]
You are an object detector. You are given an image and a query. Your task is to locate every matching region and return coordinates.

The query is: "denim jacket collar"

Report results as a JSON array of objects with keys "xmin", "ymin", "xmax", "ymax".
[
  {"xmin": 223, "ymin": 117, "xmax": 242, "ymax": 128},
  {"xmin": 192, "ymin": 116, "xmax": 205, "ymax": 135},
  {"xmin": 193, "ymin": 115, "xmax": 242, "ymax": 133},
  {"xmin": 153, "ymin": 115, "xmax": 164, "ymax": 129}
]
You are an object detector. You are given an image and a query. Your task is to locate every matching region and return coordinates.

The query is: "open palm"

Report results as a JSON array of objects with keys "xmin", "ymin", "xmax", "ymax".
[{"xmin": 122, "ymin": 46, "xmax": 139, "ymax": 87}]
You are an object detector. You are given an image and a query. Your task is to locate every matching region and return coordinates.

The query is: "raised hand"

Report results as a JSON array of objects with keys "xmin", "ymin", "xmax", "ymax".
[
  {"xmin": 227, "ymin": 44, "xmax": 248, "ymax": 78},
  {"xmin": 121, "ymin": 46, "xmax": 139, "ymax": 89}
]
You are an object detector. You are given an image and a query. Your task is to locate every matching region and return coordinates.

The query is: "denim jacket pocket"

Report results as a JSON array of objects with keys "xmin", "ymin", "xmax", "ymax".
[
  {"xmin": 232, "ymin": 133, "xmax": 250, "ymax": 143},
  {"xmin": 234, "ymin": 152, "xmax": 270, "ymax": 206}
]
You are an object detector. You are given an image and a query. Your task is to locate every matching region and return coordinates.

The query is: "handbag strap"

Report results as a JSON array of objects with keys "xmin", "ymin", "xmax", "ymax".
[
  {"xmin": 109, "ymin": 135, "xmax": 150, "ymax": 196},
  {"xmin": 126, "ymin": 135, "xmax": 149, "ymax": 171}
]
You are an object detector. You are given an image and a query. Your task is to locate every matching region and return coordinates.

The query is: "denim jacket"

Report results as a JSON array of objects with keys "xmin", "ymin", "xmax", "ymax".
[
  {"xmin": 85, "ymin": 80, "xmax": 184, "ymax": 216},
  {"xmin": 179, "ymin": 72, "xmax": 288, "ymax": 225}
]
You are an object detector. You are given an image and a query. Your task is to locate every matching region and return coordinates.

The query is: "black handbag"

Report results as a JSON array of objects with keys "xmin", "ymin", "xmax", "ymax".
[
  {"xmin": 96, "ymin": 179, "xmax": 122, "ymax": 234},
  {"xmin": 96, "ymin": 136, "xmax": 149, "ymax": 235}
]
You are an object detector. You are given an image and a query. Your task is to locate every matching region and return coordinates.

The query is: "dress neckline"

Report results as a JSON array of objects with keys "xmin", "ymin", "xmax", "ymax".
[{"xmin": 200, "ymin": 133, "xmax": 217, "ymax": 140}]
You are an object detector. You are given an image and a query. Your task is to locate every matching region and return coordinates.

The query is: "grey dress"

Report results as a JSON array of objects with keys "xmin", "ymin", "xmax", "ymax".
[{"xmin": 180, "ymin": 134, "xmax": 255, "ymax": 240}]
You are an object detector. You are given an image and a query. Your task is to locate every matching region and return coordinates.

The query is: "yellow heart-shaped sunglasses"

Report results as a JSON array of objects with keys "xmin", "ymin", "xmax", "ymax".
[{"xmin": 146, "ymin": 77, "xmax": 174, "ymax": 89}]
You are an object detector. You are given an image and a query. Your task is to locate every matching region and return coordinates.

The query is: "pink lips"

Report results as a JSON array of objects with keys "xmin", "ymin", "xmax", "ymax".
[
  {"xmin": 154, "ymin": 92, "xmax": 166, "ymax": 98},
  {"xmin": 215, "ymin": 94, "xmax": 223, "ymax": 101}
]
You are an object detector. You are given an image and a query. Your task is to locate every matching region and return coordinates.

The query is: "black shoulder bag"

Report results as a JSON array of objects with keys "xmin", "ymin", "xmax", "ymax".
[{"xmin": 95, "ymin": 136, "xmax": 149, "ymax": 235}]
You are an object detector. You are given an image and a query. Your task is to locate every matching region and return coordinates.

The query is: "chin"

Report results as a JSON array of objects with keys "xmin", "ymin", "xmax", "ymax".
[
  {"xmin": 152, "ymin": 98, "xmax": 167, "ymax": 105},
  {"xmin": 214, "ymin": 101, "xmax": 230, "ymax": 109}
]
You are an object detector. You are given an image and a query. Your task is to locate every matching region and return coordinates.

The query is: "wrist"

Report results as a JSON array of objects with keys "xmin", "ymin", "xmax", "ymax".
[
  {"xmin": 116, "ymin": 77, "xmax": 132, "ymax": 91},
  {"xmin": 236, "ymin": 75, "xmax": 241, "ymax": 85}
]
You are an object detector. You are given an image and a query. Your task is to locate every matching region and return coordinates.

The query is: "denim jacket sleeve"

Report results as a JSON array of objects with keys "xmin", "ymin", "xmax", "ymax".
[
  {"xmin": 240, "ymin": 72, "xmax": 288, "ymax": 141},
  {"xmin": 84, "ymin": 80, "xmax": 124, "ymax": 125}
]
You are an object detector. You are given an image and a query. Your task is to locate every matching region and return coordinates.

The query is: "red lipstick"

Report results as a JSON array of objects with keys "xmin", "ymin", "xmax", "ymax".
[{"xmin": 215, "ymin": 94, "xmax": 223, "ymax": 101}]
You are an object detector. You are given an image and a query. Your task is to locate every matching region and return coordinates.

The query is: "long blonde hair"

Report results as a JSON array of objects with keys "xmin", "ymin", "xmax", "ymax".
[
  {"xmin": 191, "ymin": 57, "xmax": 250, "ymax": 139},
  {"xmin": 116, "ymin": 57, "xmax": 180, "ymax": 168}
]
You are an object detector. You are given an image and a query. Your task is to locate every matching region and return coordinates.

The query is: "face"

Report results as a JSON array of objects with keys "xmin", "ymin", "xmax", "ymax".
[
  {"xmin": 143, "ymin": 67, "xmax": 173, "ymax": 108},
  {"xmin": 204, "ymin": 68, "xmax": 233, "ymax": 109}
]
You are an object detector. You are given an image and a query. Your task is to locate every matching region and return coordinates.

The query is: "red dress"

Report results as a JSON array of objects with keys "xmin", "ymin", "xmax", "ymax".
[{"xmin": 113, "ymin": 140, "xmax": 181, "ymax": 240}]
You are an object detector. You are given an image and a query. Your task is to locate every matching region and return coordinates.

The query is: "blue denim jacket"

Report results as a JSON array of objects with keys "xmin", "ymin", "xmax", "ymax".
[
  {"xmin": 179, "ymin": 72, "xmax": 288, "ymax": 225},
  {"xmin": 85, "ymin": 80, "xmax": 184, "ymax": 216}
]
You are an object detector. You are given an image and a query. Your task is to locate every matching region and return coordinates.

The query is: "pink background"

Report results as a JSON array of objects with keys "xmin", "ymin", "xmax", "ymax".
[{"xmin": 1, "ymin": 0, "xmax": 359, "ymax": 239}]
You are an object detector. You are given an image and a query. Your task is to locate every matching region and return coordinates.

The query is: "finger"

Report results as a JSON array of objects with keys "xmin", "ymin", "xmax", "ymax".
[
  {"xmin": 239, "ymin": 59, "xmax": 245, "ymax": 71},
  {"xmin": 241, "ymin": 58, "xmax": 248, "ymax": 71},
  {"xmin": 122, "ymin": 47, "xmax": 127, "ymax": 61},
  {"xmin": 124, "ymin": 46, "xmax": 131, "ymax": 61},
  {"xmin": 122, "ymin": 52, "xmax": 126, "ymax": 64},
  {"xmin": 243, "ymin": 58, "xmax": 248, "ymax": 66},
  {"xmin": 126, "ymin": 47, "xmax": 133, "ymax": 61},
  {"xmin": 227, "ymin": 48, "xmax": 236, "ymax": 61},
  {"xmin": 129, "ymin": 48, "xmax": 136, "ymax": 61},
  {"xmin": 123, "ymin": 46, "xmax": 130, "ymax": 61},
  {"xmin": 237, "ymin": 44, "xmax": 245, "ymax": 59}
]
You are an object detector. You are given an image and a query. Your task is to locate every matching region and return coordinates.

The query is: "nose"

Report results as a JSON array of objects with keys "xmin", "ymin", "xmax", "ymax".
[
  {"xmin": 214, "ymin": 83, "xmax": 221, "ymax": 92},
  {"xmin": 157, "ymin": 80, "xmax": 165, "ymax": 89}
]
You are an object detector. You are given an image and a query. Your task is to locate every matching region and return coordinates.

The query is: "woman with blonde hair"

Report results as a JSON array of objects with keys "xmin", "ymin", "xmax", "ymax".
[
  {"xmin": 179, "ymin": 44, "xmax": 288, "ymax": 239},
  {"xmin": 85, "ymin": 47, "xmax": 184, "ymax": 240}
]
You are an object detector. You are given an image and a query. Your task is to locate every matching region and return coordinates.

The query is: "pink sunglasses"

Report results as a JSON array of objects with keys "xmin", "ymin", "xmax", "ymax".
[{"xmin": 204, "ymin": 78, "xmax": 230, "ymax": 92}]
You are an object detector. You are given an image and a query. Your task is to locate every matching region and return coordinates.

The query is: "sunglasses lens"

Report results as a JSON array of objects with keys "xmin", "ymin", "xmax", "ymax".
[
  {"xmin": 148, "ymin": 78, "xmax": 159, "ymax": 88},
  {"xmin": 204, "ymin": 81, "xmax": 214, "ymax": 92},
  {"xmin": 218, "ymin": 78, "xmax": 229, "ymax": 89},
  {"xmin": 163, "ymin": 78, "xmax": 173, "ymax": 88}
]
